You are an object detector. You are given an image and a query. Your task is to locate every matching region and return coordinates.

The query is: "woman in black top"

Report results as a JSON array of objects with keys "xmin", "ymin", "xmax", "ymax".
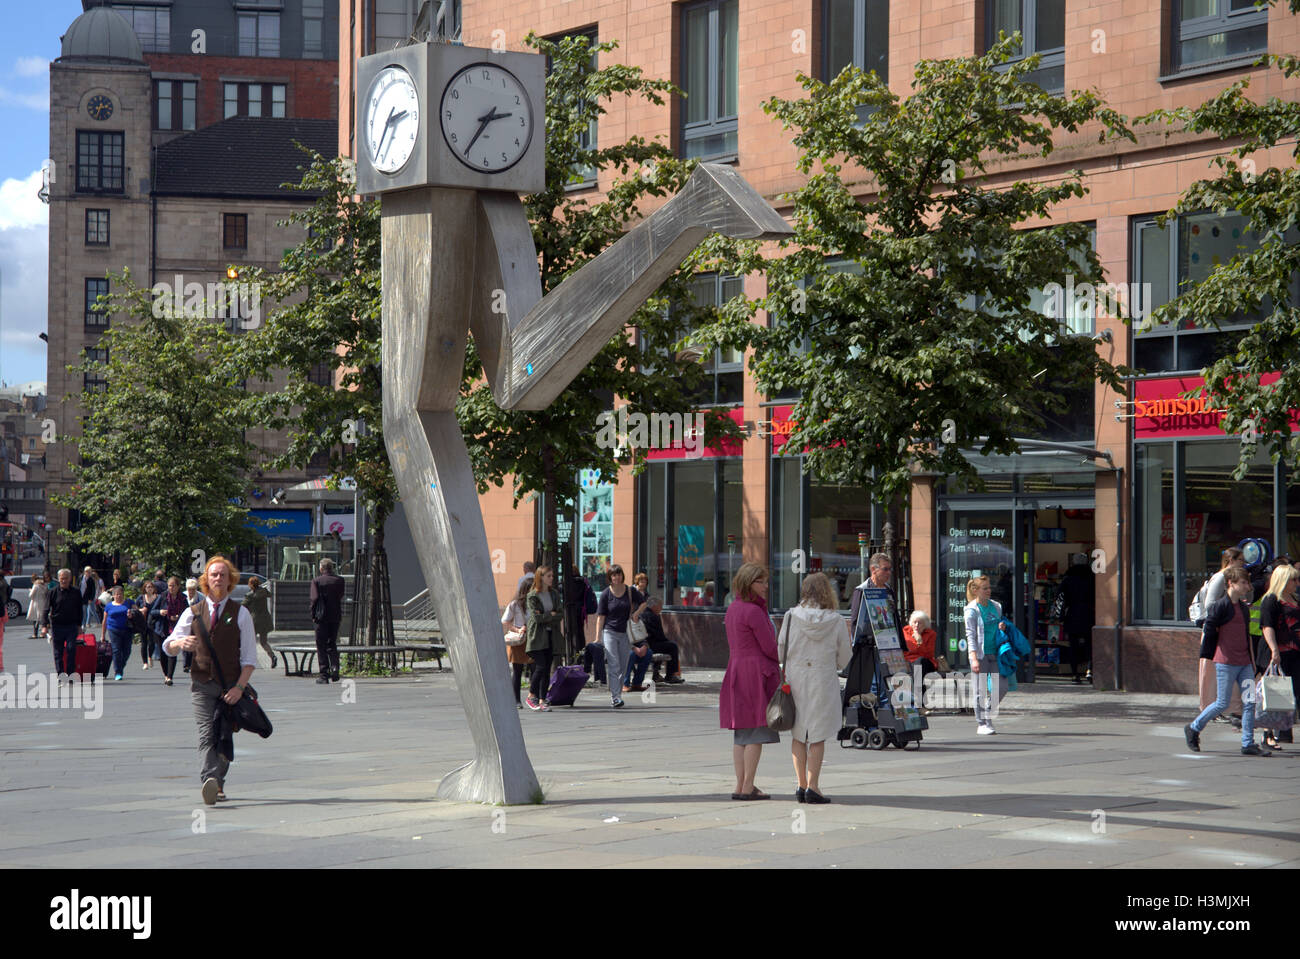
[
  {"xmin": 1258, "ymin": 563, "xmax": 1299, "ymax": 747},
  {"xmin": 595, "ymin": 565, "xmax": 646, "ymax": 708}
]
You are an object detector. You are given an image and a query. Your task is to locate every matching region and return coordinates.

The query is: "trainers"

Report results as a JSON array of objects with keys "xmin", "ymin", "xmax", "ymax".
[
  {"xmin": 540, "ymin": 701, "xmax": 552, "ymax": 712},
  {"xmin": 525, "ymin": 696, "xmax": 542, "ymax": 711},
  {"xmin": 201, "ymin": 778, "xmax": 219, "ymax": 805},
  {"xmin": 977, "ymin": 725, "xmax": 996, "ymax": 735},
  {"xmin": 114, "ymin": 674, "xmax": 123, "ymax": 681},
  {"xmin": 664, "ymin": 675, "xmax": 686, "ymax": 685},
  {"xmin": 1183, "ymin": 724, "xmax": 1201, "ymax": 752},
  {"xmin": 612, "ymin": 699, "xmax": 625, "ymax": 708},
  {"xmin": 1242, "ymin": 744, "xmax": 1271, "ymax": 756}
]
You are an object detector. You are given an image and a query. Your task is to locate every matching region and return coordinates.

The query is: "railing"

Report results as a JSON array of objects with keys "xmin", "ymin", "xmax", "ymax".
[{"xmin": 393, "ymin": 588, "xmax": 439, "ymax": 643}]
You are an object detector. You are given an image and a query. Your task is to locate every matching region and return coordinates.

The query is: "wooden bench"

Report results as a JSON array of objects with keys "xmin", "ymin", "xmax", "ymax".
[{"xmin": 272, "ymin": 642, "xmax": 447, "ymax": 677}]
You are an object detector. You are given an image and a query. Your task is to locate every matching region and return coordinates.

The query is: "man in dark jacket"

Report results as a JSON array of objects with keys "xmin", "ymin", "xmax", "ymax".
[
  {"xmin": 1060, "ymin": 554, "xmax": 1095, "ymax": 685},
  {"xmin": 1184, "ymin": 567, "xmax": 1269, "ymax": 756},
  {"xmin": 310, "ymin": 558, "xmax": 346, "ymax": 684},
  {"xmin": 44, "ymin": 568, "xmax": 85, "ymax": 678}
]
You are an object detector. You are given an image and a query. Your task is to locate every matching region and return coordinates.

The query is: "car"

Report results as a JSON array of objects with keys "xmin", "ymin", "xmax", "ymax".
[{"xmin": 4, "ymin": 574, "xmax": 36, "ymax": 621}]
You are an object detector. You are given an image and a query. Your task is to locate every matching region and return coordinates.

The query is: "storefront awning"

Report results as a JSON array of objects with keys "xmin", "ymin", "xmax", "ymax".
[
  {"xmin": 953, "ymin": 440, "xmax": 1115, "ymax": 477},
  {"xmin": 275, "ymin": 477, "xmax": 357, "ymax": 504}
]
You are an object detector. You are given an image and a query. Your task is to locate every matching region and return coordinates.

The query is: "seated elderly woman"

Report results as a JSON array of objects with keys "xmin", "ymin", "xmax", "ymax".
[
  {"xmin": 622, "ymin": 595, "xmax": 684, "ymax": 689},
  {"xmin": 902, "ymin": 610, "xmax": 942, "ymax": 678}
]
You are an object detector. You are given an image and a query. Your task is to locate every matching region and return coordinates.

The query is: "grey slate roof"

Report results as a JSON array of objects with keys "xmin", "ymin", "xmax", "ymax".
[{"xmin": 153, "ymin": 117, "xmax": 339, "ymax": 200}]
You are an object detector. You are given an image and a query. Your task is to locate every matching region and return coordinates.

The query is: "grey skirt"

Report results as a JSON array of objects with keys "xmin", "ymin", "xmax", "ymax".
[{"xmin": 733, "ymin": 725, "xmax": 780, "ymax": 746}]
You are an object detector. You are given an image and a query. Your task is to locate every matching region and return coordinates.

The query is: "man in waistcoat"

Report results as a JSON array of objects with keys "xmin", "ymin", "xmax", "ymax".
[{"xmin": 163, "ymin": 555, "xmax": 257, "ymax": 805}]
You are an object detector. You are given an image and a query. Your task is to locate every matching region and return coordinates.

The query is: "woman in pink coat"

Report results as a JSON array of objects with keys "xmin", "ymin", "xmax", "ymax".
[{"xmin": 720, "ymin": 563, "xmax": 781, "ymax": 800}]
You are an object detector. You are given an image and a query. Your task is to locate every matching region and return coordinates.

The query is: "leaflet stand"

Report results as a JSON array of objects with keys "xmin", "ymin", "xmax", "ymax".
[{"xmin": 838, "ymin": 585, "xmax": 927, "ymax": 750}]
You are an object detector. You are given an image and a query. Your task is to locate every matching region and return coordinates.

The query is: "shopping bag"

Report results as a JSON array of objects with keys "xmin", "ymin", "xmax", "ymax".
[{"xmin": 1255, "ymin": 665, "xmax": 1295, "ymax": 731}]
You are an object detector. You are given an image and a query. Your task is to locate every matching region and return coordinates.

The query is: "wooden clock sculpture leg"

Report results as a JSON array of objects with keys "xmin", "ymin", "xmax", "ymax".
[{"xmin": 381, "ymin": 168, "xmax": 791, "ymax": 805}]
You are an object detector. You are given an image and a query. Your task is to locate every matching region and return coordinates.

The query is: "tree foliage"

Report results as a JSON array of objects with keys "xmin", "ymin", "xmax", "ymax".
[
  {"xmin": 56, "ymin": 272, "xmax": 258, "ymax": 573},
  {"xmin": 699, "ymin": 37, "xmax": 1135, "ymax": 499},
  {"xmin": 456, "ymin": 32, "xmax": 741, "ymax": 562},
  {"xmin": 1138, "ymin": 0, "xmax": 1300, "ymax": 478}
]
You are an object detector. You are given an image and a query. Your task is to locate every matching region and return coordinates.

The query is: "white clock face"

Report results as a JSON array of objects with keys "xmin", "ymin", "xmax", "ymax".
[
  {"xmin": 365, "ymin": 66, "xmax": 420, "ymax": 174},
  {"xmin": 440, "ymin": 63, "xmax": 533, "ymax": 173}
]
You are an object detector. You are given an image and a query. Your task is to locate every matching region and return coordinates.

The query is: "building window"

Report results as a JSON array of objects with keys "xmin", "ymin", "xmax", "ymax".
[
  {"xmin": 224, "ymin": 83, "xmax": 286, "ymax": 119},
  {"xmin": 987, "ymin": 0, "xmax": 1065, "ymax": 94},
  {"xmin": 308, "ymin": 361, "xmax": 333, "ymax": 388},
  {"xmin": 677, "ymin": 274, "xmax": 746, "ymax": 405},
  {"xmin": 302, "ymin": 0, "xmax": 325, "ymax": 56},
  {"xmin": 1174, "ymin": 0, "xmax": 1268, "ymax": 71},
  {"xmin": 222, "ymin": 213, "xmax": 248, "ymax": 251},
  {"xmin": 1130, "ymin": 211, "xmax": 1295, "ymax": 374},
  {"xmin": 546, "ymin": 27, "xmax": 600, "ymax": 189},
  {"xmin": 85, "ymin": 209, "xmax": 110, "ymax": 246},
  {"xmin": 76, "ymin": 131, "xmax": 125, "ymax": 194},
  {"xmin": 84, "ymin": 347, "xmax": 109, "ymax": 393},
  {"xmin": 113, "ymin": 4, "xmax": 170, "ymax": 53},
  {"xmin": 238, "ymin": 11, "xmax": 281, "ymax": 57},
  {"xmin": 154, "ymin": 80, "xmax": 196, "ymax": 131},
  {"xmin": 680, "ymin": 0, "xmax": 739, "ymax": 161},
  {"xmin": 822, "ymin": 0, "xmax": 888, "ymax": 83},
  {"xmin": 85, "ymin": 278, "xmax": 110, "ymax": 332},
  {"xmin": 638, "ymin": 459, "xmax": 743, "ymax": 607}
]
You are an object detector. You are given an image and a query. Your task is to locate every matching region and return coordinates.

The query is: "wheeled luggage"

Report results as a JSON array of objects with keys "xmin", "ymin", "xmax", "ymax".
[
  {"xmin": 73, "ymin": 632, "xmax": 111, "ymax": 680},
  {"xmin": 546, "ymin": 663, "xmax": 589, "ymax": 707}
]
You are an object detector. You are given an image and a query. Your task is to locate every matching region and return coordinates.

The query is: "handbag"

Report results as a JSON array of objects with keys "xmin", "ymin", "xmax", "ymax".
[
  {"xmin": 504, "ymin": 628, "xmax": 525, "ymax": 646},
  {"xmin": 934, "ymin": 655, "xmax": 951, "ymax": 674},
  {"xmin": 628, "ymin": 618, "xmax": 648, "ymax": 643},
  {"xmin": 765, "ymin": 614, "xmax": 796, "ymax": 732},
  {"xmin": 1256, "ymin": 664, "xmax": 1296, "ymax": 731},
  {"xmin": 192, "ymin": 599, "xmax": 273, "ymax": 739}
]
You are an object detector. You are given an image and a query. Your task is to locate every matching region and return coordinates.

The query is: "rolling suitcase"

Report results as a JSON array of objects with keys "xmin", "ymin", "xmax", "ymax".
[
  {"xmin": 546, "ymin": 664, "xmax": 588, "ymax": 707},
  {"xmin": 73, "ymin": 632, "xmax": 111, "ymax": 680}
]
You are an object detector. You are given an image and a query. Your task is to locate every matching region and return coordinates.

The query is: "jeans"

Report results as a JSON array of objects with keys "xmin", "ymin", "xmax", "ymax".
[
  {"xmin": 1190, "ymin": 662, "xmax": 1256, "ymax": 748},
  {"xmin": 82, "ymin": 602, "xmax": 98, "ymax": 628},
  {"xmin": 108, "ymin": 628, "xmax": 132, "ymax": 677},
  {"xmin": 973, "ymin": 658, "xmax": 1006, "ymax": 728},
  {"xmin": 624, "ymin": 644, "xmax": 652, "ymax": 687},
  {"xmin": 582, "ymin": 643, "xmax": 606, "ymax": 683},
  {"xmin": 602, "ymin": 629, "xmax": 629, "ymax": 703},
  {"xmin": 52, "ymin": 625, "xmax": 79, "ymax": 675},
  {"xmin": 192, "ymin": 678, "xmax": 230, "ymax": 787}
]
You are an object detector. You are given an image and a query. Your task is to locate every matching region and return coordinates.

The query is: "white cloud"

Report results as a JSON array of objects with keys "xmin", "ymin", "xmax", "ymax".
[
  {"xmin": 0, "ymin": 171, "xmax": 48, "ymax": 230},
  {"xmin": 0, "ymin": 87, "xmax": 49, "ymax": 111},
  {"xmin": 0, "ymin": 220, "xmax": 49, "ymax": 388},
  {"xmin": 14, "ymin": 57, "xmax": 48, "ymax": 78}
]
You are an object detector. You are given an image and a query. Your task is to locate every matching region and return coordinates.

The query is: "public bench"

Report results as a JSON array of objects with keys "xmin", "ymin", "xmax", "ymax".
[{"xmin": 272, "ymin": 642, "xmax": 447, "ymax": 677}]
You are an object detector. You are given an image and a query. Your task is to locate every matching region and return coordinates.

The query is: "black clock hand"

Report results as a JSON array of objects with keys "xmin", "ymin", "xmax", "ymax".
[
  {"xmin": 378, "ymin": 110, "xmax": 409, "ymax": 161},
  {"xmin": 375, "ymin": 107, "xmax": 399, "ymax": 158},
  {"xmin": 463, "ymin": 110, "xmax": 495, "ymax": 158}
]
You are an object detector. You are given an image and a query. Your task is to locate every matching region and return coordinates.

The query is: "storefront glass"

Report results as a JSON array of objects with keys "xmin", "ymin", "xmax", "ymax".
[
  {"xmin": 638, "ymin": 459, "xmax": 742, "ymax": 607},
  {"xmin": 1182, "ymin": 440, "xmax": 1273, "ymax": 610},
  {"xmin": 1133, "ymin": 444, "xmax": 1175, "ymax": 620}
]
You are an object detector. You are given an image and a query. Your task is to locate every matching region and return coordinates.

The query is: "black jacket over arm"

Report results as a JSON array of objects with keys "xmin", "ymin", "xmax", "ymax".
[{"xmin": 1199, "ymin": 595, "xmax": 1253, "ymax": 661}]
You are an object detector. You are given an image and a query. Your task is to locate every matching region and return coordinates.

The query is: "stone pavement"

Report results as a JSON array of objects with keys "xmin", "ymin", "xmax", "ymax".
[{"xmin": 1, "ymin": 632, "xmax": 1297, "ymax": 869}]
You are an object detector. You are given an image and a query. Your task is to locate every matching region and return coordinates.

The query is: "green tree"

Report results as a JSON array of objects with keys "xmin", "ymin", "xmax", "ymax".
[
  {"xmin": 56, "ymin": 271, "xmax": 258, "ymax": 574},
  {"xmin": 699, "ymin": 37, "xmax": 1135, "ymax": 500},
  {"xmin": 1138, "ymin": 0, "xmax": 1300, "ymax": 478},
  {"xmin": 457, "ymin": 32, "xmax": 742, "ymax": 567}
]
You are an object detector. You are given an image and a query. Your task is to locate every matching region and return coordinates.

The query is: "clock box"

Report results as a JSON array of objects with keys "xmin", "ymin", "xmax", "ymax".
[{"xmin": 355, "ymin": 42, "xmax": 546, "ymax": 196}]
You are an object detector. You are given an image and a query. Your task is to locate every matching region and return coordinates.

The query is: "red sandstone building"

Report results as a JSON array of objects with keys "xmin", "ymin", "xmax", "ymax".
[{"xmin": 340, "ymin": 1, "xmax": 1300, "ymax": 692}]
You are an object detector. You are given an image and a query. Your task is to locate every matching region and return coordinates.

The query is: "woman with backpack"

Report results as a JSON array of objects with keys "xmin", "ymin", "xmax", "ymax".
[{"xmin": 1194, "ymin": 548, "xmax": 1245, "ymax": 713}]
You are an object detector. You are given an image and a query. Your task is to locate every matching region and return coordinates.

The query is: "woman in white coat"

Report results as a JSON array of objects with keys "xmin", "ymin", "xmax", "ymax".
[{"xmin": 784, "ymin": 572, "xmax": 852, "ymax": 804}]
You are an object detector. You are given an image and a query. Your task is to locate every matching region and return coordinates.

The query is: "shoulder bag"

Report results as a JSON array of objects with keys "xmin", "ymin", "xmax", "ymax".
[
  {"xmin": 193, "ymin": 600, "xmax": 273, "ymax": 739},
  {"xmin": 766, "ymin": 613, "xmax": 796, "ymax": 732}
]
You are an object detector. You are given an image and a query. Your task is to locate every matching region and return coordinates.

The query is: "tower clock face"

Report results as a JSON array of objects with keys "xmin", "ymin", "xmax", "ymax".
[
  {"xmin": 439, "ymin": 63, "xmax": 533, "ymax": 173},
  {"xmin": 364, "ymin": 66, "xmax": 421, "ymax": 174},
  {"xmin": 87, "ymin": 94, "xmax": 113, "ymax": 121}
]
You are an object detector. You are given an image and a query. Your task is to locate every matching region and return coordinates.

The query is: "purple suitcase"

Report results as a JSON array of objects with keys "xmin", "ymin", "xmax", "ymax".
[{"xmin": 546, "ymin": 664, "xmax": 589, "ymax": 707}]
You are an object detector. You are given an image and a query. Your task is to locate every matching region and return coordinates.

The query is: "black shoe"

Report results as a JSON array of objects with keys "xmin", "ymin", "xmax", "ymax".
[
  {"xmin": 1184, "ymin": 724, "xmax": 1200, "ymax": 752},
  {"xmin": 804, "ymin": 788, "xmax": 832, "ymax": 804},
  {"xmin": 795, "ymin": 787, "xmax": 806, "ymax": 803},
  {"xmin": 331, "ymin": 670, "xmax": 340, "ymax": 682},
  {"xmin": 270, "ymin": 655, "xmax": 277, "ymax": 669},
  {"xmin": 1242, "ymin": 744, "xmax": 1272, "ymax": 756},
  {"xmin": 316, "ymin": 676, "xmax": 330, "ymax": 684}
]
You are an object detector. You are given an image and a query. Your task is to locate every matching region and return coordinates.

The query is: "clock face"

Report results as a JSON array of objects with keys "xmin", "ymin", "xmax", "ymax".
[
  {"xmin": 364, "ymin": 66, "xmax": 421, "ymax": 174},
  {"xmin": 439, "ymin": 63, "xmax": 533, "ymax": 174},
  {"xmin": 87, "ymin": 94, "xmax": 113, "ymax": 121}
]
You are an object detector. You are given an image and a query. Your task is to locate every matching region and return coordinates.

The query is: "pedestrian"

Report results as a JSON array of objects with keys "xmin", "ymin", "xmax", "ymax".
[
  {"xmin": 1195, "ymin": 547, "xmax": 1245, "ymax": 716},
  {"xmin": 80, "ymin": 566, "xmax": 100, "ymax": 628},
  {"xmin": 902, "ymin": 609, "xmax": 941, "ymax": 680},
  {"xmin": 245, "ymin": 576, "xmax": 276, "ymax": 669},
  {"xmin": 633, "ymin": 571, "xmax": 649, "ymax": 594},
  {"xmin": 44, "ymin": 568, "xmax": 82, "ymax": 679},
  {"xmin": 143, "ymin": 582, "xmax": 175, "ymax": 686},
  {"xmin": 501, "ymin": 578, "xmax": 532, "ymax": 708},
  {"xmin": 633, "ymin": 595, "xmax": 685, "ymax": 685},
  {"xmin": 1059, "ymin": 553, "xmax": 1095, "ymax": 684},
  {"xmin": 161, "ymin": 555, "xmax": 258, "ymax": 804},
  {"xmin": 152, "ymin": 568, "xmax": 167, "ymax": 597},
  {"xmin": 1184, "ymin": 566, "xmax": 1271, "ymax": 756},
  {"xmin": 162, "ymin": 577, "xmax": 186, "ymax": 677},
  {"xmin": 524, "ymin": 565, "xmax": 564, "ymax": 711},
  {"xmin": 964, "ymin": 575, "xmax": 1008, "ymax": 735},
  {"xmin": 101, "ymin": 585, "xmax": 135, "ymax": 681},
  {"xmin": 594, "ymin": 564, "xmax": 646, "ymax": 708},
  {"xmin": 516, "ymin": 561, "xmax": 536, "ymax": 596},
  {"xmin": 310, "ymin": 558, "xmax": 345, "ymax": 684},
  {"xmin": 181, "ymin": 578, "xmax": 202, "ymax": 673},
  {"xmin": 721, "ymin": 563, "xmax": 780, "ymax": 800},
  {"xmin": 562, "ymin": 561, "xmax": 590, "ymax": 662},
  {"xmin": 127, "ymin": 582, "xmax": 152, "ymax": 670},
  {"xmin": 849, "ymin": 553, "xmax": 894, "ymax": 638},
  {"xmin": 1257, "ymin": 562, "xmax": 1299, "ymax": 750},
  {"xmin": 27, "ymin": 573, "xmax": 49, "ymax": 639},
  {"xmin": 0, "ymin": 570, "xmax": 9, "ymax": 673},
  {"xmin": 783, "ymin": 572, "xmax": 852, "ymax": 804}
]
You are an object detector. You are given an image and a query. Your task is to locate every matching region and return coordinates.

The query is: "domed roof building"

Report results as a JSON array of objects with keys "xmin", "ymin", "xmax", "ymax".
[{"xmin": 58, "ymin": 5, "xmax": 144, "ymax": 65}]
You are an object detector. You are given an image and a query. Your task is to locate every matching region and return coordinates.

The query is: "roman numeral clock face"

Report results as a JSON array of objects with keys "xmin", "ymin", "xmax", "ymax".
[
  {"xmin": 365, "ymin": 66, "xmax": 421, "ymax": 174},
  {"xmin": 440, "ymin": 63, "xmax": 534, "ymax": 173}
]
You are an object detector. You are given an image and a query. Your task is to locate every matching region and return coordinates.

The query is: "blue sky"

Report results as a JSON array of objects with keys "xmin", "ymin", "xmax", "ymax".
[{"xmin": 0, "ymin": 2, "xmax": 86, "ymax": 390}]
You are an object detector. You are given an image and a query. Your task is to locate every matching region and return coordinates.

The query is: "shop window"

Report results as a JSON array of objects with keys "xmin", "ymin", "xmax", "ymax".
[
  {"xmin": 238, "ymin": 11, "xmax": 280, "ymax": 58},
  {"xmin": 680, "ymin": 0, "xmax": 739, "ymax": 161},
  {"xmin": 113, "ymin": 3, "xmax": 170, "ymax": 53},
  {"xmin": 1132, "ymin": 439, "xmax": 1281, "ymax": 623},
  {"xmin": 85, "ymin": 278, "xmax": 110, "ymax": 332},
  {"xmin": 1131, "ymin": 211, "xmax": 1292, "ymax": 374},
  {"xmin": 823, "ymin": 0, "xmax": 889, "ymax": 89},
  {"xmin": 987, "ymin": 0, "xmax": 1065, "ymax": 94},
  {"xmin": 1173, "ymin": 0, "xmax": 1267, "ymax": 72},
  {"xmin": 76, "ymin": 131, "xmax": 124, "ymax": 195},
  {"xmin": 638, "ymin": 459, "xmax": 742, "ymax": 607},
  {"xmin": 85, "ymin": 209, "xmax": 110, "ymax": 246},
  {"xmin": 154, "ymin": 80, "xmax": 196, "ymax": 131}
]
